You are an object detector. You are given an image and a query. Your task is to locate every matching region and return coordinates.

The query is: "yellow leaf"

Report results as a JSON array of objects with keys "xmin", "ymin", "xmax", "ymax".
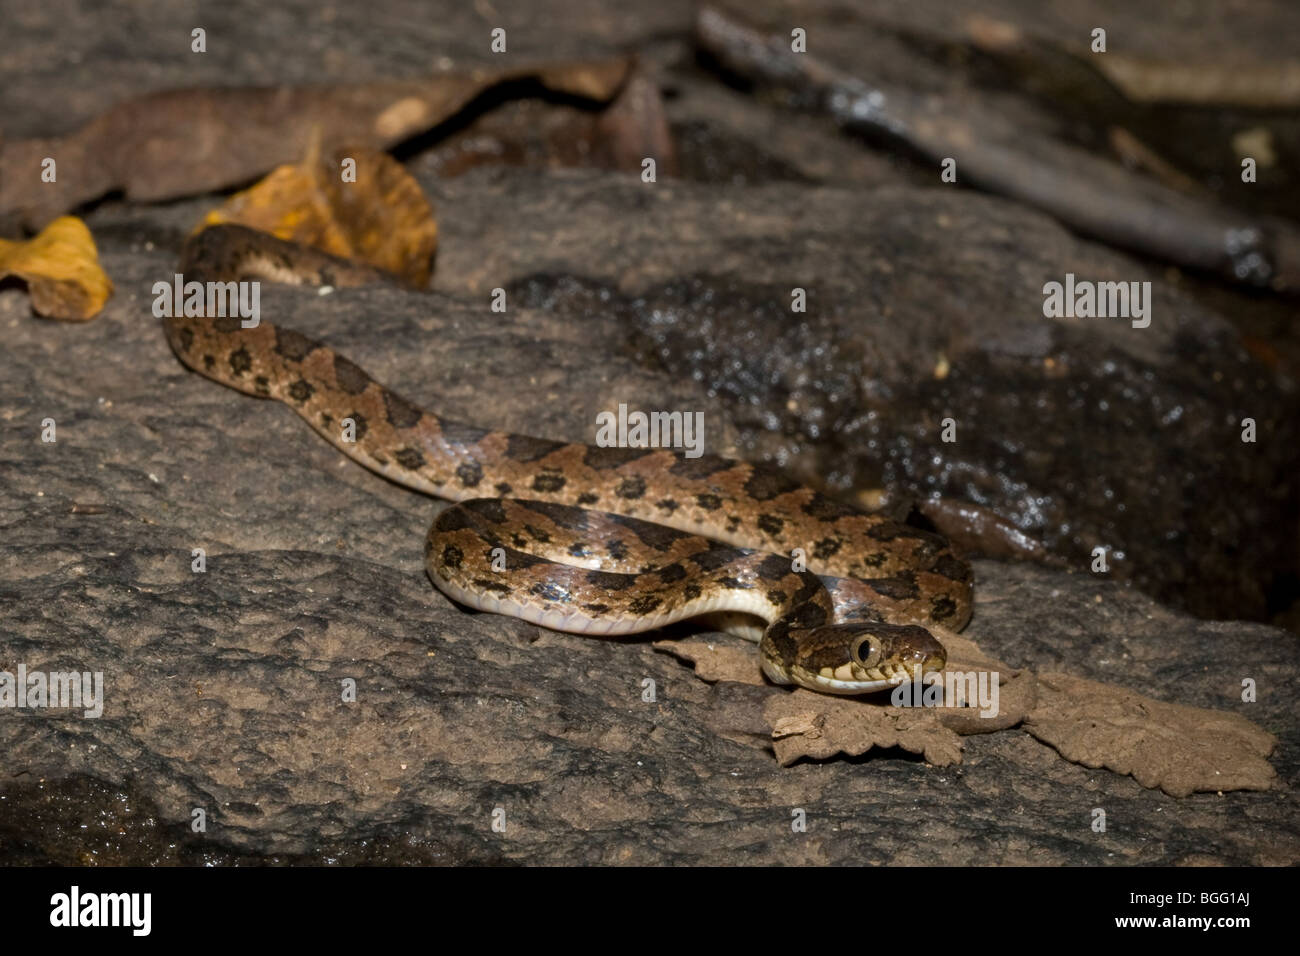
[
  {"xmin": 197, "ymin": 139, "xmax": 436, "ymax": 287},
  {"xmin": 0, "ymin": 216, "xmax": 113, "ymax": 320}
]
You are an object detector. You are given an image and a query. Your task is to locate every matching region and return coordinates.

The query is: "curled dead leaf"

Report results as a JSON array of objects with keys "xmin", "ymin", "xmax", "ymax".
[
  {"xmin": 1024, "ymin": 671, "xmax": 1277, "ymax": 797},
  {"xmin": 650, "ymin": 617, "xmax": 1275, "ymax": 793},
  {"xmin": 198, "ymin": 144, "xmax": 436, "ymax": 287},
  {"xmin": 929, "ymin": 630, "xmax": 1036, "ymax": 734},
  {"xmin": 0, "ymin": 216, "xmax": 112, "ymax": 320},
  {"xmin": 0, "ymin": 57, "xmax": 632, "ymax": 230},
  {"xmin": 652, "ymin": 636, "xmax": 766, "ymax": 686},
  {"xmin": 765, "ymin": 690, "xmax": 964, "ymax": 767}
]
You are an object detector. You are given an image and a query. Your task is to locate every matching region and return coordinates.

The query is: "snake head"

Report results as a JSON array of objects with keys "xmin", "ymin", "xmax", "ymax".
[{"xmin": 763, "ymin": 621, "xmax": 947, "ymax": 695}]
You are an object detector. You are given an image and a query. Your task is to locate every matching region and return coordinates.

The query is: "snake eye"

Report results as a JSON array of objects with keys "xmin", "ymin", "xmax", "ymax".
[{"xmin": 851, "ymin": 633, "xmax": 882, "ymax": 669}]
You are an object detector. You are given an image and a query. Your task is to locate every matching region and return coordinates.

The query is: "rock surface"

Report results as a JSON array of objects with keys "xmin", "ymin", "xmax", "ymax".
[{"xmin": 1, "ymin": 0, "xmax": 1297, "ymax": 864}]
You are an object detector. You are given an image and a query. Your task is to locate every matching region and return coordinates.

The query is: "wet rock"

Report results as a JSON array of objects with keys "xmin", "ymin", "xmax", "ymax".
[{"xmin": 429, "ymin": 170, "xmax": 1298, "ymax": 621}]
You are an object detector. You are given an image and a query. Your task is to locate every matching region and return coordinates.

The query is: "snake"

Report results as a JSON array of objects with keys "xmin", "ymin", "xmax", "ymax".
[{"xmin": 163, "ymin": 225, "xmax": 973, "ymax": 694}]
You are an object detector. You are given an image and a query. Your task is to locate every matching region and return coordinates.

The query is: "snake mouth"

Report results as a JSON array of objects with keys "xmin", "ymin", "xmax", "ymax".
[{"xmin": 798, "ymin": 655, "xmax": 944, "ymax": 695}]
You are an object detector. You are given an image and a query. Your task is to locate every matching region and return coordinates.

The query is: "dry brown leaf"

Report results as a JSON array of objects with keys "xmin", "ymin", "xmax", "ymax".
[
  {"xmin": 0, "ymin": 58, "xmax": 631, "ymax": 230},
  {"xmin": 656, "ymin": 624, "xmax": 1276, "ymax": 796},
  {"xmin": 926, "ymin": 630, "xmax": 1036, "ymax": 734},
  {"xmin": 1024, "ymin": 671, "xmax": 1277, "ymax": 797},
  {"xmin": 197, "ymin": 143, "xmax": 436, "ymax": 287},
  {"xmin": 765, "ymin": 690, "xmax": 964, "ymax": 767},
  {"xmin": 652, "ymin": 637, "xmax": 766, "ymax": 686},
  {"xmin": 0, "ymin": 216, "xmax": 112, "ymax": 320}
]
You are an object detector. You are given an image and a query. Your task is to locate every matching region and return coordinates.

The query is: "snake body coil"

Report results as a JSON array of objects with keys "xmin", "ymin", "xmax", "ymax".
[{"xmin": 166, "ymin": 228, "xmax": 972, "ymax": 694}]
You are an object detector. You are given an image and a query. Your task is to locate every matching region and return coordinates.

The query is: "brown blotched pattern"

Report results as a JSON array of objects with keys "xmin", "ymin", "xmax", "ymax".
[{"xmin": 164, "ymin": 236, "xmax": 971, "ymax": 692}]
